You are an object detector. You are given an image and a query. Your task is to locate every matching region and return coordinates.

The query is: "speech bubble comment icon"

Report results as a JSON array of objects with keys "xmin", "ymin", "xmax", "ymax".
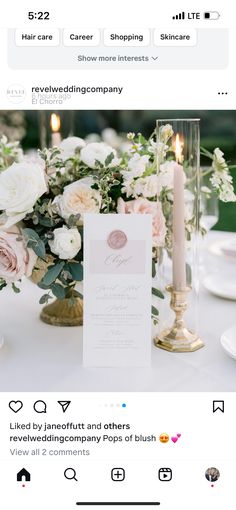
[{"xmin": 33, "ymin": 400, "xmax": 47, "ymax": 413}]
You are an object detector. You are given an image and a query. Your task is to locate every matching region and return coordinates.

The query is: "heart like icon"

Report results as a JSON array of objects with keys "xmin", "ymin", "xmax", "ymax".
[
  {"xmin": 177, "ymin": 433, "xmax": 181, "ymax": 438},
  {"xmin": 171, "ymin": 436, "xmax": 178, "ymax": 443},
  {"xmin": 9, "ymin": 400, "xmax": 23, "ymax": 413}
]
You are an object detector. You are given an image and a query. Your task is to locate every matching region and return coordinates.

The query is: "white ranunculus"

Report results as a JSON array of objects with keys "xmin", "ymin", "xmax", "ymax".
[
  {"xmin": 121, "ymin": 154, "xmax": 150, "ymax": 183},
  {"xmin": 121, "ymin": 180, "xmax": 133, "ymax": 198},
  {"xmin": 0, "ymin": 162, "xmax": 47, "ymax": 229},
  {"xmin": 48, "ymin": 226, "xmax": 81, "ymax": 260},
  {"xmin": 122, "ymin": 175, "xmax": 157, "ymax": 199},
  {"xmin": 133, "ymin": 175, "xmax": 158, "ymax": 198},
  {"xmin": 59, "ymin": 137, "xmax": 86, "ymax": 161},
  {"xmin": 80, "ymin": 142, "xmax": 118, "ymax": 169},
  {"xmin": 157, "ymin": 160, "xmax": 186, "ymax": 195},
  {"xmin": 128, "ymin": 153, "xmax": 149, "ymax": 176},
  {"xmin": 159, "ymin": 124, "xmax": 174, "ymax": 143},
  {"xmin": 53, "ymin": 177, "xmax": 102, "ymax": 221},
  {"xmin": 156, "ymin": 141, "xmax": 169, "ymax": 164}
]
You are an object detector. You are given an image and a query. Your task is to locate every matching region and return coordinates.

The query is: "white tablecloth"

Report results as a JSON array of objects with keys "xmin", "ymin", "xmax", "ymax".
[{"xmin": 0, "ymin": 231, "xmax": 236, "ymax": 392}]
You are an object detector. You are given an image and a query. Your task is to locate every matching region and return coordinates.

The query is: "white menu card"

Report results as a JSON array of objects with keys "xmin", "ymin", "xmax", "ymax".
[{"xmin": 83, "ymin": 214, "xmax": 152, "ymax": 367}]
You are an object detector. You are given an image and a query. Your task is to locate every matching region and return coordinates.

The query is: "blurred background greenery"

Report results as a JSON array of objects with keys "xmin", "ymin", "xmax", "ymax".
[{"xmin": 0, "ymin": 110, "xmax": 235, "ymax": 231}]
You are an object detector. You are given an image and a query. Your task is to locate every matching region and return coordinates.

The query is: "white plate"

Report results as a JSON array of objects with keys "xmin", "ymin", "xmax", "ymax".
[
  {"xmin": 208, "ymin": 238, "xmax": 236, "ymax": 260},
  {"xmin": 203, "ymin": 274, "xmax": 236, "ymax": 300},
  {"xmin": 220, "ymin": 326, "xmax": 236, "ymax": 360}
]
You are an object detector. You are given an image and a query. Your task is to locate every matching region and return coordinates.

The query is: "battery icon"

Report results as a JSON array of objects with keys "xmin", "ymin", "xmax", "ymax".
[{"xmin": 204, "ymin": 11, "xmax": 220, "ymax": 19}]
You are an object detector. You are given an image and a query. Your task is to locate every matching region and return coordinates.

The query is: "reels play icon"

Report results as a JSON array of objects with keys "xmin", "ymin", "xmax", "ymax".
[{"xmin": 158, "ymin": 468, "xmax": 172, "ymax": 482}]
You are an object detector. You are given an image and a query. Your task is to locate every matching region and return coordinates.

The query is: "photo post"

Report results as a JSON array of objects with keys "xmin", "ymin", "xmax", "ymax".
[{"xmin": 0, "ymin": 2, "xmax": 236, "ymax": 508}]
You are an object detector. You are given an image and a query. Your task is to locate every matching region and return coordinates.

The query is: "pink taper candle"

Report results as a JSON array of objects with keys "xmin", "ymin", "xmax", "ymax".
[
  {"xmin": 172, "ymin": 134, "xmax": 186, "ymax": 291},
  {"xmin": 50, "ymin": 113, "xmax": 62, "ymax": 147}
]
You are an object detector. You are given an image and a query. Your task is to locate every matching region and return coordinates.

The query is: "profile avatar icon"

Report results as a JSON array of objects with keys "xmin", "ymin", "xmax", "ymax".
[{"xmin": 205, "ymin": 467, "xmax": 220, "ymax": 483}]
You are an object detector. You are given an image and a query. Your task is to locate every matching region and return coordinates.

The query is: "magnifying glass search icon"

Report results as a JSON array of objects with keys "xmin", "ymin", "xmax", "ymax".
[{"xmin": 64, "ymin": 468, "xmax": 78, "ymax": 481}]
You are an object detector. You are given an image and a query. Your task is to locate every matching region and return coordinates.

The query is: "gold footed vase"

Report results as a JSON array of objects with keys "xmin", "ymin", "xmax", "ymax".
[
  {"xmin": 154, "ymin": 285, "xmax": 204, "ymax": 352},
  {"xmin": 31, "ymin": 258, "xmax": 83, "ymax": 327},
  {"xmin": 40, "ymin": 291, "xmax": 83, "ymax": 327}
]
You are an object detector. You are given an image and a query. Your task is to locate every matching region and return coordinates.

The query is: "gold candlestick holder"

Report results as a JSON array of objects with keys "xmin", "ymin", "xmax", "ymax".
[{"xmin": 154, "ymin": 285, "xmax": 204, "ymax": 352}]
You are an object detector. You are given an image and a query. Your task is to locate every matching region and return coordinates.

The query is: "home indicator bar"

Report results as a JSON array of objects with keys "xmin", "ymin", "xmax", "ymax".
[{"xmin": 76, "ymin": 504, "xmax": 161, "ymax": 507}]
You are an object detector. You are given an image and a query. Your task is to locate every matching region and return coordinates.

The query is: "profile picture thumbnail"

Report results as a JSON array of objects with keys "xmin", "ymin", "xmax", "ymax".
[{"xmin": 205, "ymin": 467, "xmax": 220, "ymax": 482}]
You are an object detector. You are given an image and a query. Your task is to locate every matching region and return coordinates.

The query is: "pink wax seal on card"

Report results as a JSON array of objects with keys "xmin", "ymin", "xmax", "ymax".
[{"xmin": 107, "ymin": 230, "xmax": 127, "ymax": 249}]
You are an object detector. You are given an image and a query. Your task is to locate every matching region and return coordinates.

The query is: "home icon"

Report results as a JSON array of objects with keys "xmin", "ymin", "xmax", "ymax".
[{"xmin": 17, "ymin": 468, "xmax": 31, "ymax": 482}]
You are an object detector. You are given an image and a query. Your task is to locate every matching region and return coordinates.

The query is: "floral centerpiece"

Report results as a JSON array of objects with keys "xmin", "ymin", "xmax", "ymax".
[{"xmin": 0, "ymin": 126, "xmax": 235, "ymax": 326}]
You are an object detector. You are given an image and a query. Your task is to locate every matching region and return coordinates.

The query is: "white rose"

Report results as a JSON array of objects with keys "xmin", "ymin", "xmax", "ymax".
[
  {"xmin": 59, "ymin": 137, "xmax": 86, "ymax": 161},
  {"xmin": 101, "ymin": 128, "xmax": 120, "ymax": 148},
  {"xmin": 22, "ymin": 152, "xmax": 44, "ymax": 166},
  {"xmin": 120, "ymin": 140, "xmax": 133, "ymax": 154},
  {"xmin": 85, "ymin": 133, "xmax": 101, "ymax": 144},
  {"xmin": 80, "ymin": 142, "xmax": 118, "ymax": 169},
  {"xmin": 53, "ymin": 177, "xmax": 102, "ymax": 221},
  {"xmin": 48, "ymin": 226, "xmax": 81, "ymax": 260},
  {"xmin": 0, "ymin": 162, "xmax": 47, "ymax": 229}
]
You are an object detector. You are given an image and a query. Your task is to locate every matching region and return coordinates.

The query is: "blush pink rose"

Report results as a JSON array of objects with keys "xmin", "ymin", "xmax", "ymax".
[
  {"xmin": 117, "ymin": 197, "xmax": 166, "ymax": 247},
  {"xmin": 0, "ymin": 227, "xmax": 37, "ymax": 284}
]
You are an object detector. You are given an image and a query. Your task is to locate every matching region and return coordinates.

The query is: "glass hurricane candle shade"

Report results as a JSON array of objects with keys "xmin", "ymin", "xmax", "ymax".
[
  {"xmin": 154, "ymin": 119, "xmax": 204, "ymax": 352},
  {"xmin": 200, "ymin": 169, "xmax": 219, "ymax": 232},
  {"xmin": 0, "ymin": 334, "xmax": 4, "ymax": 349}
]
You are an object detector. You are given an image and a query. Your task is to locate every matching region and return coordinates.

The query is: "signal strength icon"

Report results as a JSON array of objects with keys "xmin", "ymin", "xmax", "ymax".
[{"xmin": 172, "ymin": 12, "xmax": 185, "ymax": 20}]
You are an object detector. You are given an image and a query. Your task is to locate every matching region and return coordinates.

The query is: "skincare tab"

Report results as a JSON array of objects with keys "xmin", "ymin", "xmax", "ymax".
[{"xmin": 154, "ymin": 29, "xmax": 197, "ymax": 46}]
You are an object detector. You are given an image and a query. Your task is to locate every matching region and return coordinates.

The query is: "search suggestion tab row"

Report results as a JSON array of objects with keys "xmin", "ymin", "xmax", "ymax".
[{"xmin": 15, "ymin": 28, "xmax": 197, "ymax": 47}]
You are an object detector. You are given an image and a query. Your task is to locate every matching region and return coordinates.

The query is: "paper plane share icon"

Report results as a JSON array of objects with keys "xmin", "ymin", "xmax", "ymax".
[{"xmin": 58, "ymin": 401, "xmax": 71, "ymax": 413}]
